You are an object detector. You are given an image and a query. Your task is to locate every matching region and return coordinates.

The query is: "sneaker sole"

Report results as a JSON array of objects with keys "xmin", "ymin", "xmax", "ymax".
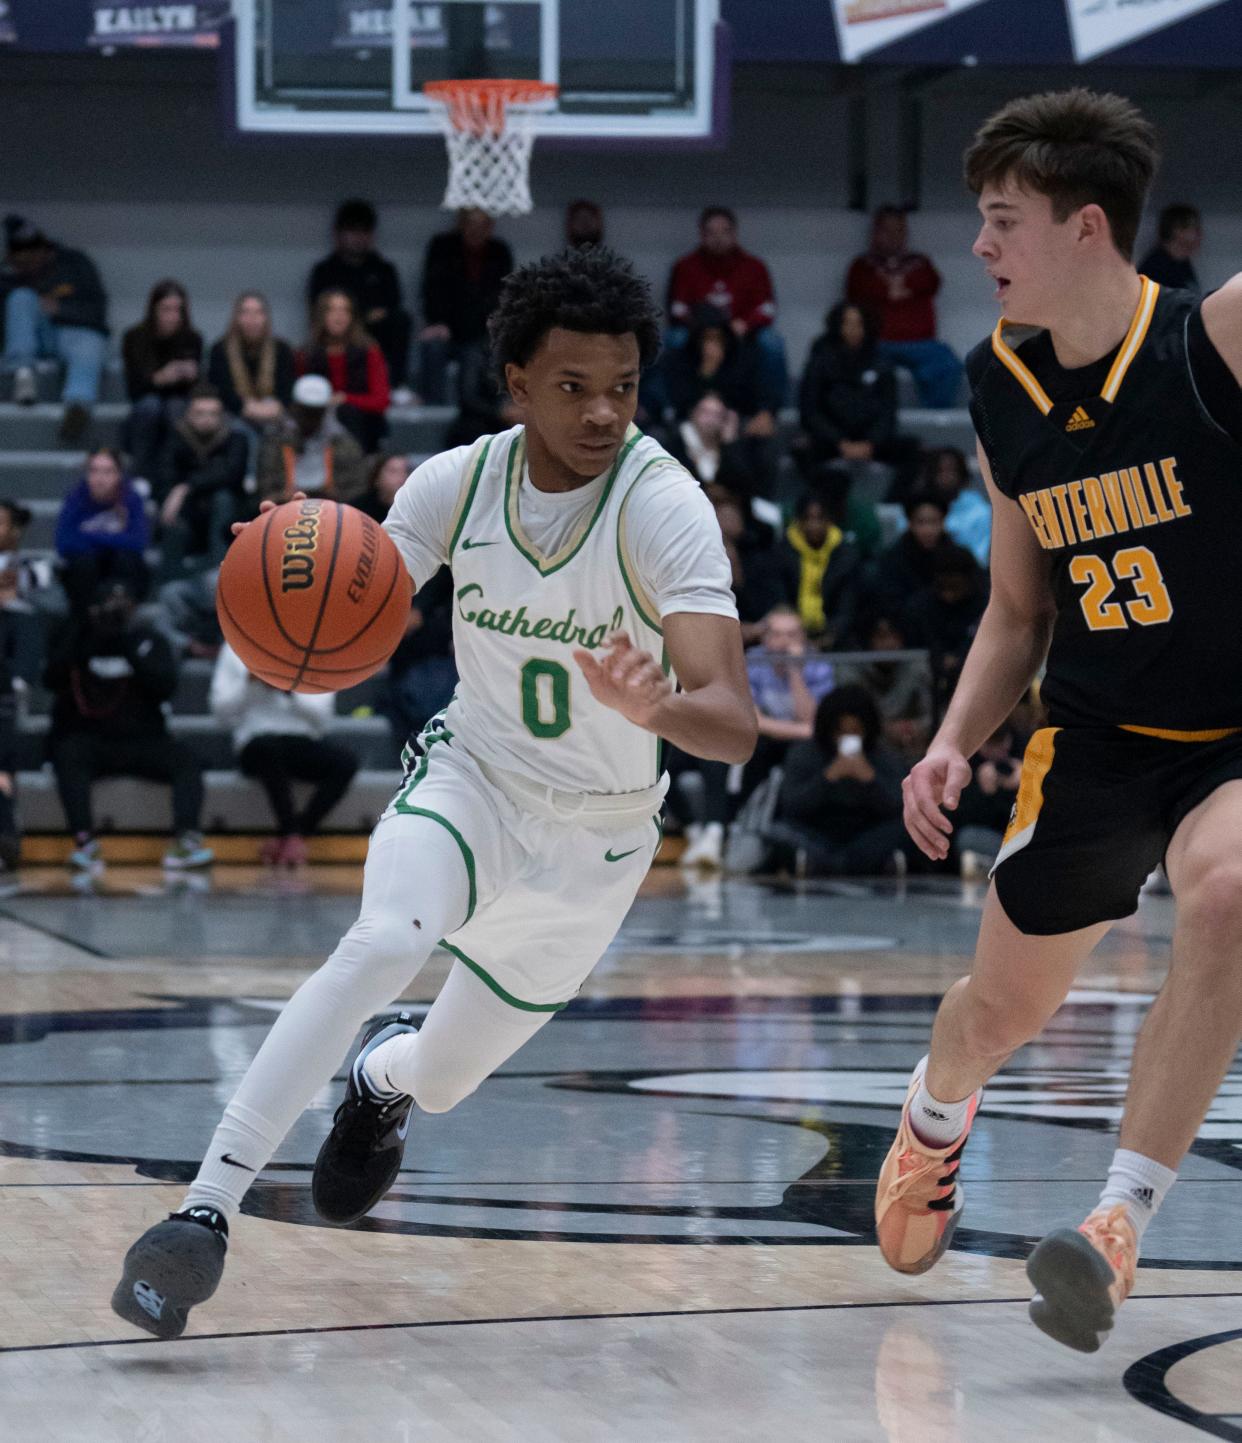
[
  {"xmin": 310, "ymin": 1142, "xmax": 406, "ymax": 1226},
  {"xmin": 1026, "ymin": 1229, "xmax": 1116, "ymax": 1353},
  {"xmin": 878, "ymin": 1184, "xmax": 965, "ymax": 1275},
  {"xmin": 110, "ymin": 1224, "xmax": 225, "ymax": 1340}
]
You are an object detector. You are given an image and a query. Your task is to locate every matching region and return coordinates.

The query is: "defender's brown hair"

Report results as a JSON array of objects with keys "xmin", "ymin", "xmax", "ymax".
[{"xmin": 964, "ymin": 89, "xmax": 1159, "ymax": 260}]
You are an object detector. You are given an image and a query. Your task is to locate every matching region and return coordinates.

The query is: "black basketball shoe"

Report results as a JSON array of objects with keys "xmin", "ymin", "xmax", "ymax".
[
  {"xmin": 311, "ymin": 1012, "xmax": 418, "ymax": 1226},
  {"xmin": 110, "ymin": 1206, "xmax": 228, "ymax": 1340}
]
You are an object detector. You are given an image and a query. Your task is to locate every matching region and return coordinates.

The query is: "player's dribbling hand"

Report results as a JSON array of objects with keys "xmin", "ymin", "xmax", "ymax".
[
  {"xmin": 230, "ymin": 491, "xmax": 309, "ymax": 538},
  {"xmin": 573, "ymin": 632, "xmax": 672, "ymax": 730},
  {"xmin": 903, "ymin": 745, "xmax": 973, "ymax": 861}
]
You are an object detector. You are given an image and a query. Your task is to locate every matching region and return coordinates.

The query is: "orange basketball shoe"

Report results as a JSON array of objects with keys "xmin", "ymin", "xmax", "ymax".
[
  {"xmin": 875, "ymin": 1068, "xmax": 980, "ymax": 1275},
  {"xmin": 1027, "ymin": 1204, "xmax": 1138, "ymax": 1352}
]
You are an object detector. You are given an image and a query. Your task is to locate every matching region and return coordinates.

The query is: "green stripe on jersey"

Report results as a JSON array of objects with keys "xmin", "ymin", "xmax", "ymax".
[
  {"xmin": 448, "ymin": 435, "xmax": 495, "ymax": 560},
  {"xmin": 439, "ymin": 940, "xmax": 570, "ymax": 1012}
]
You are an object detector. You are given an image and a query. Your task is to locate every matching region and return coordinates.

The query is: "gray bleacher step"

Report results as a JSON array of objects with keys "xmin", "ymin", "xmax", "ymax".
[
  {"xmin": 0, "ymin": 403, "xmax": 127, "ymax": 450},
  {"xmin": 16, "ymin": 766, "xmax": 402, "ymax": 834},
  {"xmin": 17, "ymin": 712, "xmax": 401, "ymax": 772},
  {"xmin": 0, "ymin": 401, "xmax": 454, "ymax": 457},
  {"xmin": 899, "ymin": 408, "xmax": 976, "ymax": 453},
  {"xmin": 22, "ymin": 661, "xmax": 393, "ymax": 719},
  {"xmin": 0, "ymin": 455, "xmax": 91, "ymax": 510}
]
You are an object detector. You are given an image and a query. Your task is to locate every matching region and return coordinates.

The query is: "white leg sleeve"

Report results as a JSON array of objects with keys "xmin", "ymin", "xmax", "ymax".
[
  {"xmin": 375, "ymin": 958, "xmax": 556, "ymax": 1114},
  {"xmin": 183, "ymin": 813, "xmax": 472, "ymax": 1218}
]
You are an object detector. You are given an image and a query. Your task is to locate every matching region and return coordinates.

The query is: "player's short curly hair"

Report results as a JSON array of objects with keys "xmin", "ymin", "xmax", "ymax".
[{"xmin": 488, "ymin": 246, "xmax": 662, "ymax": 380}]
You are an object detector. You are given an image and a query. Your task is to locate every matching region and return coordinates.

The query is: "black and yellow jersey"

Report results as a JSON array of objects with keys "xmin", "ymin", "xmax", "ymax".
[{"xmin": 967, "ymin": 278, "xmax": 1242, "ymax": 732}]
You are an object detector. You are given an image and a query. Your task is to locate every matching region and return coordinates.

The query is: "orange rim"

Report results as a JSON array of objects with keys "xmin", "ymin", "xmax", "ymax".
[{"xmin": 424, "ymin": 78, "xmax": 558, "ymax": 133}]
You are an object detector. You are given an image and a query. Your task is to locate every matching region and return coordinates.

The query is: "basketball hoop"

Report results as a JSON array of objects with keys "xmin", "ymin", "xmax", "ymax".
[{"xmin": 424, "ymin": 79, "xmax": 558, "ymax": 218}]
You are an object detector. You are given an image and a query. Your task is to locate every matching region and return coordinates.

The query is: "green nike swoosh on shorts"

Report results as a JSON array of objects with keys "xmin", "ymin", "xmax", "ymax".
[
  {"xmin": 460, "ymin": 537, "xmax": 497, "ymax": 550},
  {"xmin": 604, "ymin": 847, "xmax": 641, "ymax": 863}
]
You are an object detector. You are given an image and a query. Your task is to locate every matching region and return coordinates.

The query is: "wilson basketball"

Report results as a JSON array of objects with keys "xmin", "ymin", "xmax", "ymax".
[{"xmin": 216, "ymin": 498, "xmax": 412, "ymax": 693}]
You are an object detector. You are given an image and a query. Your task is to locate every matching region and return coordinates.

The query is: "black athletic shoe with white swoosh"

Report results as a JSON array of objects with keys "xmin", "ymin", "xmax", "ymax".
[
  {"xmin": 110, "ymin": 1206, "xmax": 228, "ymax": 1339},
  {"xmin": 311, "ymin": 1012, "xmax": 418, "ymax": 1226}
]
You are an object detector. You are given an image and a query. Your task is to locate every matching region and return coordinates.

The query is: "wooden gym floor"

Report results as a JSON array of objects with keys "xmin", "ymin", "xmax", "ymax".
[{"xmin": 0, "ymin": 865, "xmax": 1239, "ymax": 1441}]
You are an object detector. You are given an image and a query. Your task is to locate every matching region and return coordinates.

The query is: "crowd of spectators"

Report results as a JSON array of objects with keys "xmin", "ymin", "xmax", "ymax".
[{"xmin": 0, "ymin": 189, "xmax": 1197, "ymax": 878}]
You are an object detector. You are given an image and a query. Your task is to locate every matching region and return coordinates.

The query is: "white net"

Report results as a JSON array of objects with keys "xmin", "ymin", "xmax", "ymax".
[{"xmin": 425, "ymin": 81, "xmax": 557, "ymax": 218}]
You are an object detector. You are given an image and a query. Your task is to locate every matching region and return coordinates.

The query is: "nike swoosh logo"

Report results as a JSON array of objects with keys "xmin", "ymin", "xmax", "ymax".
[
  {"xmin": 460, "ymin": 538, "xmax": 497, "ymax": 551},
  {"xmin": 604, "ymin": 847, "xmax": 641, "ymax": 863},
  {"xmin": 396, "ymin": 1111, "xmax": 411, "ymax": 1140},
  {"xmin": 221, "ymin": 1153, "xmax": 256, "ymax": 1171}
]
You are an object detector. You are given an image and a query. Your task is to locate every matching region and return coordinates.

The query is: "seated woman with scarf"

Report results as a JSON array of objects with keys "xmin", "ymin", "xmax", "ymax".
[
  {"xmin": 776, "ymin": 490, "xmax": 863, "ymax": 649},
  {"xmin": 207, "ymin": 291, "xmax": 295, "ymax": 436}
]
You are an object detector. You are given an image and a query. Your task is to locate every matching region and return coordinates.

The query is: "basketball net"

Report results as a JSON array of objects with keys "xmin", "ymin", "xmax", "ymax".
[{"xmin": 424, "ymin": 79, "xmax": 558, "ymax": 217}]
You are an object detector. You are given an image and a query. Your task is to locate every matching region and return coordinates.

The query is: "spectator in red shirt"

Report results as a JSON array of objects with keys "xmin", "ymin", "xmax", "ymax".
[
  {"xmin": 298, "ymin": 289, "xmax": 389, "ymax": 454},
  {"xmin": 845, "ymin": 205, "xmax": 963, "ymax": 410},
  {"xmin": 667, "ymin": 206, "xmax": 788, "ymax": 408}
]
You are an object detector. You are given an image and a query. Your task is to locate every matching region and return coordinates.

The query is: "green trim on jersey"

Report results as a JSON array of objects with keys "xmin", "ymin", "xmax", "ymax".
[
  {"xmin": 391, "ymin": 716, "xmax": 476, "ymax": 922},
  {"xmin": 655, "ymin": 641, "xmax": 672, "ymax": 783},
  {"xmin": 503, "ymin": 427, "xmax": 643, "ymax": 577},
  {"xmin": 392, "ymin": 804, "xmax": 477, "ymax": 922},
  {"xmin": 615, "ymin": 457, "xmax": 674, "ymax": 636},
  {"xmin": 439, "ymin": 940, "xmax": 570, "ymax": 1012},
  {"xmin": 447, "ymin": 436, "xmax": 495, "ymax": 560}
]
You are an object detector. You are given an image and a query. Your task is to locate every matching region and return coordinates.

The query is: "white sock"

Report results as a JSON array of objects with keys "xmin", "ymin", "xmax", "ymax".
[
  {"xmin": 908, "ymin": 1056, "xmax": 979, "ymax": 1148},
  {"xmin": 371, "ymin": 959, "xmax": 554, "ymax": 1114},
  {"xmin": 361, "ymin": 1036, "xmax": 408, "ymax": 1100},
  {"xmin": 1097, "ymin": 1148, "xmax": 1177, "ymax": 1241}
]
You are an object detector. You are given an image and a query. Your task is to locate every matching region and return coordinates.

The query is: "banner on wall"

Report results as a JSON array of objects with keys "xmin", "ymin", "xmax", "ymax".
[
  {"xmin": 332, "ymin": 2, "xmax": 516, "ymax": 50},
  {"xmin": 830, "ymin": 0, "xmax": 992, "ymax": 62},
  {"xmin": 1064, "ymin": 0, "xmax": 1232, "ymax": 61},
  {"xmin": 87, "ymin": 3, "xmax": 230, "ymax": 48}
]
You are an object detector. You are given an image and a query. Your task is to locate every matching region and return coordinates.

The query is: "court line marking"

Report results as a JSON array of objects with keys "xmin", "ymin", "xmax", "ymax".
[
  {"xmin": 1125, "ymin": 1325, "xmax": 1242, "ymax": 1442},
  {"xmin": 6, "ymin": 1292, "xmax": 1241, "ymax": 1359},
  {"xmin": 0, "ymin": 905, "xmax": 109, "ymax": 958}
]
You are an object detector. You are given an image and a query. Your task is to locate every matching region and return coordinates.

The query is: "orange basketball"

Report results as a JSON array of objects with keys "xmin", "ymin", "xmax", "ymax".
[{"xmin": 216, "ymin": 498, "xmax": 412, "ymax": 693}]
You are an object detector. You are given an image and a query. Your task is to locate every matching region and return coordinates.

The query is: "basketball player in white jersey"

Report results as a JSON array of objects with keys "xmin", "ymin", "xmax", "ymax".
[{"xmin": 112, "ymin": 247, "xmax": 757, "ymax": 1338}]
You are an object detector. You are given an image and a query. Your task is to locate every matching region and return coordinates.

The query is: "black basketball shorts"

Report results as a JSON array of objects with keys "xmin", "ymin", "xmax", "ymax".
[{"xmin": 990, "ymin": 725, "xmax": 1242, "ymax": 936}]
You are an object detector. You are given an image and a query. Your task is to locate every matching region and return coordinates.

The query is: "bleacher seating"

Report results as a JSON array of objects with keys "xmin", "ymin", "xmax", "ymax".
[{"xmin": 0, "ymin": 359, "xmax": 977, "ymax": 837}]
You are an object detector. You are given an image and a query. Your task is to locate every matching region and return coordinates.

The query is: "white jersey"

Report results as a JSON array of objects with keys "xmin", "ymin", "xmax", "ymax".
[{"xmin": 383, "ymin": 423, "xmax": 736, "ymax": 798}]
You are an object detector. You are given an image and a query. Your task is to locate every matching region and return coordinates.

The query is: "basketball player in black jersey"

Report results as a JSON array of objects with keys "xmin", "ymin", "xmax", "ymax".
[{"xmin": 873, "ymin": 88, "xmax": 1242, "ymax": 1353}]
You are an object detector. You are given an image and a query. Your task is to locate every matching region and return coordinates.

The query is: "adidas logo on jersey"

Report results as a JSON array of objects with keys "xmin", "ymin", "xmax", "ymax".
[{"xmin": 1066, "ymin": 405, "xmax": 1095, "ymax": 432}]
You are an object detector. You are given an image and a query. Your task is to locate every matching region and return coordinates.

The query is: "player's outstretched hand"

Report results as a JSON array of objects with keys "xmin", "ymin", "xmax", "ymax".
[
  {"xmin": 573, "ymin": 632, "xmax": 672, "ymax": 730},
  {"xmin": 230, "ymin": 491, "xmax": 309, "ymax": 538},
  {"xmin": 903, "ymin": 745, "xmax": 973, "ymax": 861}
]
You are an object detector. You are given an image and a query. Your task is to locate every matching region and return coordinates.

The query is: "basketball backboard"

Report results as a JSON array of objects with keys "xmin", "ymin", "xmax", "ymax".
[{"xmin": 233, "ymin": 0, "xmax": 724, "ymax": 140}]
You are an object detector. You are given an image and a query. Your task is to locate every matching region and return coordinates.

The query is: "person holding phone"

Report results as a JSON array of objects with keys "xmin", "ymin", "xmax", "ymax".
[{"xmin": 769, "ymin": 683, "xmax": 913, "ymax": 876}]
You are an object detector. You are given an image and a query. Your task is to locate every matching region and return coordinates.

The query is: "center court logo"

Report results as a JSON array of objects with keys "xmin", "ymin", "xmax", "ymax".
[{"xmin": 6, "ymin": 995, "xmax": 1242, "ymax": 1263}]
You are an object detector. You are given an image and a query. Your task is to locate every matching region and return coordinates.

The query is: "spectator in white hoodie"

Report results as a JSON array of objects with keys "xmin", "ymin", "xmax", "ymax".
[{"xmin": 210, "ymin": 643, "xmax": 359, "ymax": 866}]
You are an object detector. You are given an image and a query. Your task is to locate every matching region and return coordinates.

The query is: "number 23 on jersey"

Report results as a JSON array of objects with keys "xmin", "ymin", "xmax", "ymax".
[{"xmin": 1068, "ymin": 545, "xmax": 1173, "ymax": 632}]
